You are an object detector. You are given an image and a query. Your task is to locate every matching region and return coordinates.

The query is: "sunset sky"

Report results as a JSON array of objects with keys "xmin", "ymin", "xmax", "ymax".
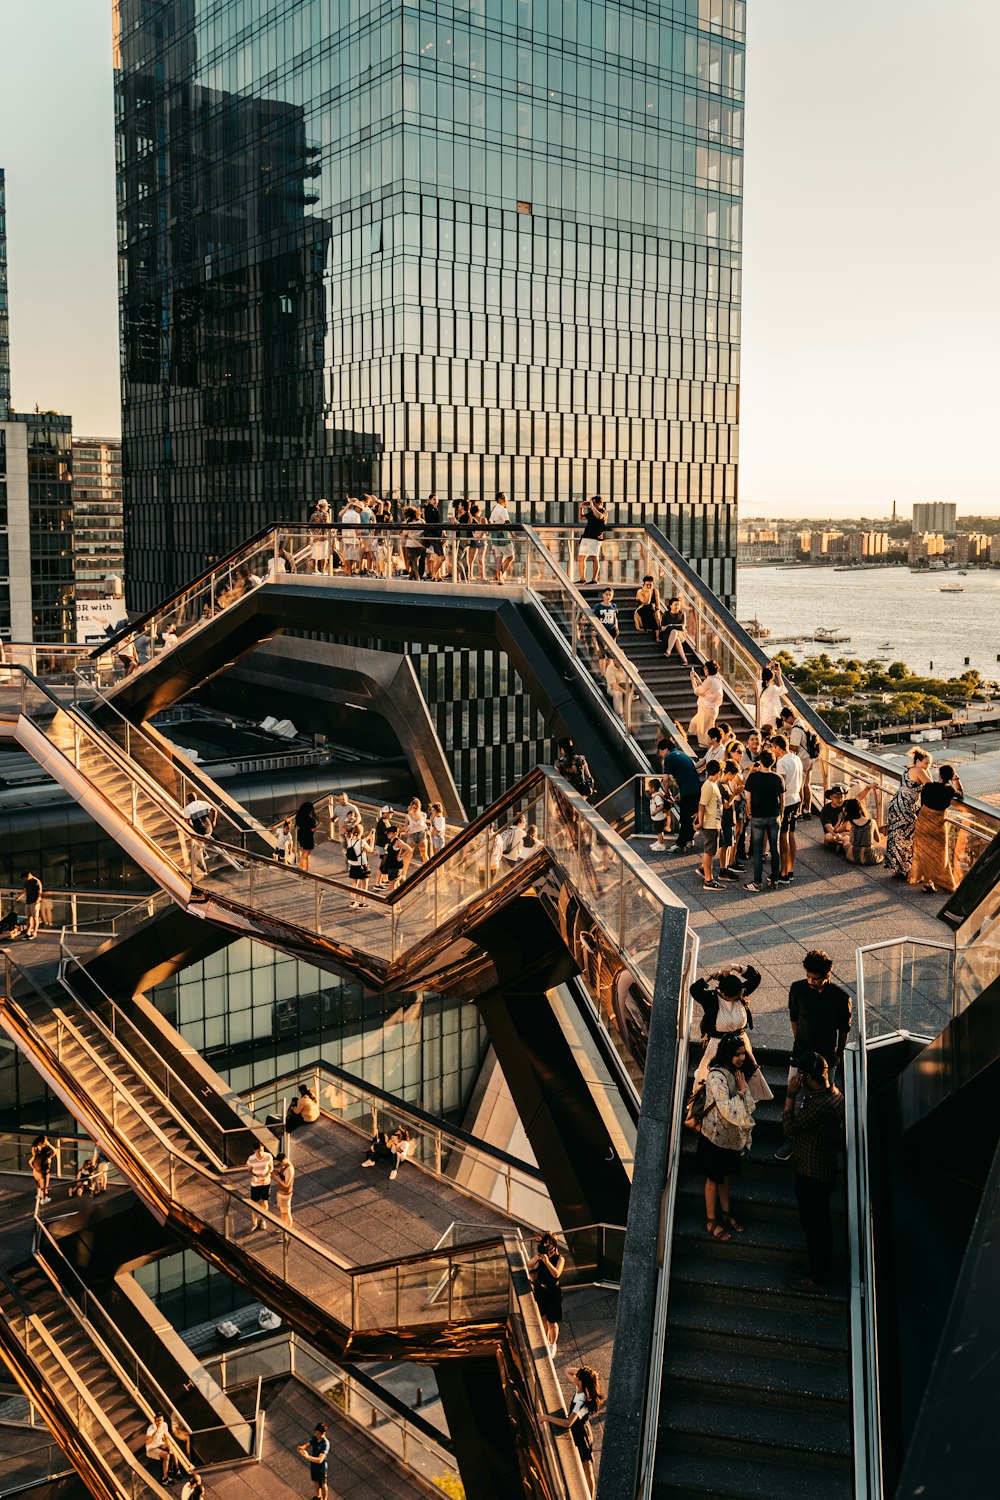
[{"xmin": 0, "ymin": 0, "xmax": 997, "ymax": 518}]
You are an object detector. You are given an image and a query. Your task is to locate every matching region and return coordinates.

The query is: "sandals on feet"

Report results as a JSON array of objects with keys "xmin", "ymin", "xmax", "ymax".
[
  {"xmin": 721, "ymin": 1211, "xmax": 745, "ymax": 1234},
  {"xmin": 706, "ymin": 1219, "xmax": 732, "ymax": 1242}
]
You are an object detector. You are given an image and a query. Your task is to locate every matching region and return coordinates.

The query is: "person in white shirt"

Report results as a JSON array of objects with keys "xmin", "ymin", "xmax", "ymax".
[
  {"xmin": 499, "ymin": 813, "xmax": 526, "ymax": 865},
  {"xmin": 780, "ymin": 707, "xmax": 814, "ymax": 817},
  {"xmin": 688, "ymin": 661, "xmax": 725, "ymax": 747},
  {"xmin": 144, "ymin": 1414, "xmax": 172, "ymax": 1483},
  {"xmin": 275, "ymin": 817, "xmax": 293, "ymax": 863},
  {"xmin": 340, "ymin": 497, "xmax": 362, "ymax": 574},
  {"xmin": 428, "ymin": 801, "xmax": 447, "ymax": 854},
  {"xmin": 758, "ymin": 663, "xmax": 785, "ymax": 726},
  {"xmin": 246, "ymin": 1142, "xmax": 274, "ymax": 1231},
  {"xmin": 489, "ymin": 492, "xmax": 515, "ymax": 582},
  {"xmin": 773, "ymin": 733, "xmax": 804, "ymax": 884},
  {"xmin": 180, "ymin": 1475, "xmax": 205, "ymax": 1500},
  {"xmin": 330, "ymin": 791, "xmax": 361, "ymax": 843}
]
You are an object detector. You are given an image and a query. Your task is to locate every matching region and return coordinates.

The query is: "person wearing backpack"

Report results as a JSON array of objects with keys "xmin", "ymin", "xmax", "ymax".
[
  {"xmin": 647, "ymin": 777, "xmax": 672, "ymax": 852},
  {"xmin": 780, "ymin": 707, "xmax": 819, "ymax": 819},
  {"xmin": 345, "ymin": 818, "xmax": 375, "ymax": 909},
  {"xmin": 695, "ymin": 1034, "xmax": 756, "ymax": 1243},
  {"xmin": 555, "ymin": 738, "xmax": 596, "ymax": 798}
]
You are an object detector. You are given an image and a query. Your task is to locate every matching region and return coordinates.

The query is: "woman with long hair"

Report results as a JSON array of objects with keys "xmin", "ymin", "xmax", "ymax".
[
  {"xmin": 909, "ymin": 764, "xmax": 964, "ymax": 893},
  {"xmin": 542, "ymin": 1366, "xmax": 604, "ymax": 1497},
  {"xmin": 696, "ymin": 1033, "xmax": 756, "ymax": 1243},
  {"xmin": 527, "ymin": 1231, "xmax": 565, "ymax": 1353},
  {"xmin": 836, "ymin": 797, "xmax": 885, "ymax": 866},
  {"xmin": 884, "ymin": 748, "xmax": 932, "ymax": 878}
]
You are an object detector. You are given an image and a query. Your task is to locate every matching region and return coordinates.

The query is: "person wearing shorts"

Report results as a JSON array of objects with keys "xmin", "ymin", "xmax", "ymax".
[
  {"xmin": 298, "ymin": 1424, "xmax": 330, "ymax": 1500},
  {"xmin": 246, "ymin": 1142, "xmax": 274, "ymax": 1231},
  {"xmin": 21, "ymin": 868, "xmax": 43, "ymax": 939},
  {"xmin": 489, "ymin": 493, "xmax": 515, "ymax": 582},
  {"xmin": 339, "ymin": 497, "xmax": 361, "ymax": 574},
  {"xmin": 577, "ymin": 495, "xmax": 607, "ymax": 584},
  {"xmin": 773, "ymin": 733, "xmax": 804, "ymax": 884},
  {"xmin": 696, "ymin": 766, "xmax": 725, "ymax": 891}
]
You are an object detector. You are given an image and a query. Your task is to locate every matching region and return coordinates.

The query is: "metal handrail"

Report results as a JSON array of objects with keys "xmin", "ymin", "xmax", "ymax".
[
  {"xmin": 850, "ymin": 947, "xmax": 884, "ymax": 1500},
  {"xmin": 634, "ymin": 927, "xmax": 700, "ymax": 1500},
  {"xmin": 57, "ymin": 937, "xmax": 253, "ymax": 1170}
]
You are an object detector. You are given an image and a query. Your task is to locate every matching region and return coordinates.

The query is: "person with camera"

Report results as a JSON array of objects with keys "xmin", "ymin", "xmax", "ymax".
[
  {"xmin": 696, "ymin": 1034, "xmax": 756, "ymax": 1243},
  {"xmin": 527, "ymin": 1231, "xmax": 565, "ymax": 1355},
  {"xmin": 690, "ymin": 964, "xmax": 773, "ymax": 1103},
  {"xmin": 577, "ymin": 495, "xmax": 607, "ymax": 584},
  {"xmin": 782, "ymin": 1051, "xmax": 845, "ymax": 1293}
]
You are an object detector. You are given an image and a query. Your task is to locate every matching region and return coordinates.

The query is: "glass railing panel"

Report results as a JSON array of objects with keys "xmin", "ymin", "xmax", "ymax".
[
  {"xmin": 317, "ymin": 882, "xmax": 393, "ymax": 962},
  {"xmin": 858, "ymin": 939, "xmax": 954, "ymax": 1041}
]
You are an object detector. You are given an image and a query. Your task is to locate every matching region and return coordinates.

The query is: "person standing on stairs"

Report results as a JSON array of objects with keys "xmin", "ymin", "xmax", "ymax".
[
  {"xmin": 691, "ymin": 967, "xmax": 773, "ymax": 1102},
  {"xmin": 782, "ymin": 1051, "xmax": 845, "ymax": 1293},
  {"xmin": 758, "ymin": 663, "xmax": 785, "ymax": 727},
  {"xmin": 696, "ymin": 1034, "xmax": 756, "ymax": 1243},
  {"xmin": 659, "ymin": 736, "xmax": 701, "ymax": 855},
  {"xmin": 775, "ymin": 949, "xmax": 852, "ymax": 1161},
  {"xmin": 273, "ymin": 1150, "xmax": 295, "ymax": 1228},
  {"xmin": 578, "ymin": 495, "xmax": 607, "ymax": 584},
  {"xmin": 593, "ymin": 586, "xmax": 619, "ymax": 641},
  {"xmin": 688, "ymin": 661, "xmax": 724, "ymax": 748}
]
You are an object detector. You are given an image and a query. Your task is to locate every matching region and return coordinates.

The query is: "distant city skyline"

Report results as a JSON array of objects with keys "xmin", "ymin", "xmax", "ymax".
[{"xmin": 0, "ymin": 0, "xmax": 998, "ymax": 519}]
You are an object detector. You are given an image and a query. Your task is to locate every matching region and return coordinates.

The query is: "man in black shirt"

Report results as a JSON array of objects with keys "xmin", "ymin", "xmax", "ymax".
[
  {"xmin": 578, "ymin": 495, "xmax": 607, "ymax": 584},
  {"xmin": 21, "ymin": 868, "xmax": 43, "ymax": 940},
  {"xmin": 743, "ymin": 749, "xmax": 783, "ymax": 891},
  {"xmin": 776, "ymin": 949, "xmax": 852, "ymax": 1160},
  {"xmin": 593, "ymin": 587, "xmax": 619, "ymax": 640},
  {"xmin": 819, "ymin": 785, "xmax": 846, "ymax": 849},
  {"xmin": 782, "ymin": 1050, "xmax": 845, "ymax": 1291}
]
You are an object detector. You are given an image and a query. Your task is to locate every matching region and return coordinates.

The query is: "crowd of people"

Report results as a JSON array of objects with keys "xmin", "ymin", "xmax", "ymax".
[{"xmin": 643, "ymin": 698, "xmax": 965, "ymax": 898}]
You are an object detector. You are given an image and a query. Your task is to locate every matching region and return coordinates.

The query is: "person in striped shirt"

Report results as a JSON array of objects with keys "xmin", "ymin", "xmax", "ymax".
[{"xmin": 246, "ymin": 1142, "xmax": 274, "ymax": 1231}]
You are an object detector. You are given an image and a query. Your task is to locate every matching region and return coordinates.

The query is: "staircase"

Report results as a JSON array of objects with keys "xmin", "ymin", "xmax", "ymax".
[
  {"xmin": 577, "ymin": 586, "xmax": 749, "ymax": 747},
  {"xmin": 654, "ymin": 1048, "xmax": 852, "ymax": 1498},
  {"xmin": 0, "ymin": 1261, "xmax": 172, "ymax": 1499}
]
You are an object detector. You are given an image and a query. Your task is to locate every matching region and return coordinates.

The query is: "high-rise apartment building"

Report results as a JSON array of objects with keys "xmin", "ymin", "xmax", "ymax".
[
  {"xmin": 72, "ymin": 436, "xmax": 126, "ymax": 640},
  {"xmin": 0, "ymin": 167, "xmax": 75, "ymax": 643},
  {"xmin": 0, "ymin": 169, "xmax": 10, "ymax": 423},
  {"xmin": 115, "ymin": 0, "xmax": 745, "ymax": 611},
  {"xmin": 912, "ymin": 502, "xmax": 956, "ymax": 536},
  {"xmin": 953, "ymin": 532, "xmax": 990, "ymax": 566}
]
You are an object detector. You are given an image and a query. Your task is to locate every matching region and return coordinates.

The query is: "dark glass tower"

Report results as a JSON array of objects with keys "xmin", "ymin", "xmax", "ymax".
[
  {"xmin": 115, "ymin": 0, "xmax": 744, "ymax": 610},
  {"xmin": 0, "ymin": 167, "xmax": 10, "ymax": 422}
]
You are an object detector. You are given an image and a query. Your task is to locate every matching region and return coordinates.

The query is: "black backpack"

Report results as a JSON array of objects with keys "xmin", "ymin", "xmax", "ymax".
[
  {"xmin": 805, "ymin": 728, "xmax": 821, "ymax": 759},
  {"xmin": 572, "ymin": 755, "xmax": 596, "ymax": 798}
]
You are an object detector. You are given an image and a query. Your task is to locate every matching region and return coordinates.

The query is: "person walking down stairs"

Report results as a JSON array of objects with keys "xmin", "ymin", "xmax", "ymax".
[{"xmin": 782, "ymin": 1051, "xmax": 846, "ymax": 1293}]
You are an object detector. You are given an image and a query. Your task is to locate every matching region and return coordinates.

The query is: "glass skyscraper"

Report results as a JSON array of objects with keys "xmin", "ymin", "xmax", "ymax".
[{"xmin": 115, "ymin": 0, "xmax": 744, "ymax": 609}]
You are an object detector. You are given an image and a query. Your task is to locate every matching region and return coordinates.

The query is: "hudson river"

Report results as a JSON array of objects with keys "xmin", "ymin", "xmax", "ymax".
[{"xmin": 736, "ymin": 565, "xmax": 1000, "ymax": 683}]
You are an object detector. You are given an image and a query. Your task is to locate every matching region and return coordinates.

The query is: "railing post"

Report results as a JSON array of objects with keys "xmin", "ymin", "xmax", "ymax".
[{"xmin": 435, "ymin": 1129, "xmax": 442, "ymax": 1176}]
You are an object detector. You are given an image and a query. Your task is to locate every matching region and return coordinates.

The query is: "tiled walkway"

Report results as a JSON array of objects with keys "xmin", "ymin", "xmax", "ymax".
[{"xmin": 634, "ymin": 818, "xmax": 949, "ymax": 1045}]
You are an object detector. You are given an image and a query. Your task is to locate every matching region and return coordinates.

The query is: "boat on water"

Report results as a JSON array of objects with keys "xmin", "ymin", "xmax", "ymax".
[
  {"xmin": 940, "ymin": 583, "xmax": 965, "ymax": 593},
  {"xmin": 957, "ymin": 569, "xmax": 968, "ymax": 576},
  {"xmin": 814, "ymin": 627, "xmax": 851, "ymax": 643},
  {"xmin": 742, "ymin": 616, "xmax": 771, "ymax": 640}
]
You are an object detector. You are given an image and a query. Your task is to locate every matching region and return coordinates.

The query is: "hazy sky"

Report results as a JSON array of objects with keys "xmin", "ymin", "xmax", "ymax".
[{"xmin": 1, "ymin": 0, "xmax": 998, "ymax": 517}]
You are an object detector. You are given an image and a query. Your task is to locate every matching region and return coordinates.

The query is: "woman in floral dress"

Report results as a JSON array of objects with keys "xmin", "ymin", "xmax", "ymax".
[{"xmin": 884, "ymin": 749, "xmax": 931, "ymax": 878}]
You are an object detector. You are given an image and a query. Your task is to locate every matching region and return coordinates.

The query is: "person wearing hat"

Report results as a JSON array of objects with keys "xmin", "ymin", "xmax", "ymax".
[
  {"xmin": 309, "ymin": 500, "xmax": 332, "ymax": 573},
  {"xmin": 374, "ymin": 806, "xmax": 394, "ymax": 870}
]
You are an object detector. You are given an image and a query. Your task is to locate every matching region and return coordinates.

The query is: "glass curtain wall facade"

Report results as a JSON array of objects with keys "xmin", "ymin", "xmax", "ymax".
[{"xmin": 115, "ymin": 0, "xmax": 744, "ymax": 609}]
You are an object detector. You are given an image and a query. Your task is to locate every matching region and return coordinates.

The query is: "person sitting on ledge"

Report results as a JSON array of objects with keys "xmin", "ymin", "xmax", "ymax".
[{"xmin": 285, "ymin": 1084, "xmax": 320, "ymax": 1133}]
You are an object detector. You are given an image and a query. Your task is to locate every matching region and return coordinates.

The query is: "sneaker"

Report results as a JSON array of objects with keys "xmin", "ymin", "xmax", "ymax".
[
  {"xmin": 361, "ymin": 1160, "xmax": 374, "ymax": 1168},
  {"xmin": 389, "ymin": 1169, "xmax": 398, "ymax": 1181},
  {"xmin": 744, "ymin": 882, "xmax": 764, "ymax": 892},
  {"xmin": 702, "ymin": 880, "xmax": 725, "ymax": 891},
  {"xmin": 669, "ymin": 845, "xmax": 691, "ymax": 855},
  {"xmin": 778, "ymin": 872, "xmax": 795, "ymax": 884},
  {"xmin": 774, "ymin": 1142, "xmax": 793, "ymax": 1162},
  {"xmin": 768, "ymin": 879, "xmax": 779, "ymax": 890},
  {"xmin": 41, "ymin": 1195, "xmax": 51, "ymax": 1205},
  {"xmin": 718, "ymin": 868, "xmax": 739, "ymax": 881}
]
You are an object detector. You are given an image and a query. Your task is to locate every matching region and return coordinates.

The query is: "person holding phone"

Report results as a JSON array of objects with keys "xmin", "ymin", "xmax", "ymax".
[{"xmin": 527, "ymin": 1231, "xmax": 565, "ymax": 1355}]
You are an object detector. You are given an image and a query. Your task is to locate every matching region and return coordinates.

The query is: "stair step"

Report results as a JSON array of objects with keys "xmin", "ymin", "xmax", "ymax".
[
  {"xmin": 653, "ymin": 1447, "xmax": 852, "ymax": 1500},
  {"xmin": 661, "ymin": 1392, "xmax": 852, "ymax": 1466},
  {"xmin": 667, "ymin": 1284, "xmax": 848, "ymax": 1360},
  {"xmin": 663, "ymin": 1340, "xmax": 850, "ymax": 1409},
  {"xmin": 669, "ymin": 1248, "xmax": 847, "ymax": 1309}
]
